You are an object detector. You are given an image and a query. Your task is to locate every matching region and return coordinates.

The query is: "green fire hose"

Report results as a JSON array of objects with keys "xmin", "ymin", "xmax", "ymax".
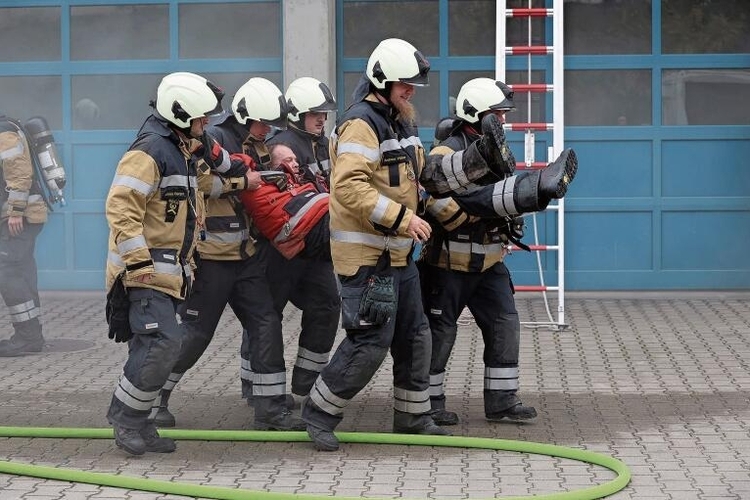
[{"xmin": 0, "ymin": 426, "xmax": 630, "ymax": 500}]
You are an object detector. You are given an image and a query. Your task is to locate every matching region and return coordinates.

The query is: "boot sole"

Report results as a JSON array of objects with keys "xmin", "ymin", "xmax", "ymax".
[
  {"xmin": 0, "ymin": 345, "xmax": 44, "ymax": 357},
  {"xmin": 553, "ymin": 149, "xmax": 578, "ymax": 198},
  {"xmin": 254, "ymin": 423, "xmax": 306, "ymax": 431},
  {"xmin": 431, "ymin": 418, "xmax": 459, "ymax": 426},
  {"xmin": 115, "ymin": 440, "xmax": 146, "ymax": 456},
  {"xmin": 145, "ymin": 443, "xmax": 177, "ymax": 453},
  {"xmin": 313, "ymin": 442, "xmax": 339, "ymax": 452},
  {"xmin": 486, "ymin": 411, "xmax": 538, "ymax": 422}
]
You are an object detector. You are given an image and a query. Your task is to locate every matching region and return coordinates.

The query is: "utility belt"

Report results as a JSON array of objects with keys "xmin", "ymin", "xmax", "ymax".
[{"xmin": 425, "ymin": 217, "xmax": 527, "ymax": 272}]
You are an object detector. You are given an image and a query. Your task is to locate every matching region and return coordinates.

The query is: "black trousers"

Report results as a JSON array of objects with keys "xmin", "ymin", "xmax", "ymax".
[
  {"xmin": 107, "ymin": 288, "xmax": 182, "ymax": 429},
  {"xmin": 422, "ymin": 261, "xmax": 521, "ymax": 415},
  {"xmin": 302, "ymin": 260, "xmax": 433, "ymax": 432},
  {"xmin": 266, "ymin": 245, "xmax": 340, "ymax": 397},
  {"xmin": 0, "ymin": 222, "xmax": 43, "ymax": 339}
]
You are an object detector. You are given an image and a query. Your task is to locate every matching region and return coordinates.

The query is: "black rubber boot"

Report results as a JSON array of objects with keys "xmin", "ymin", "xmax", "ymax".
[
  {"xmin": 513, "ymin": 148, "xmax": 578, "ymax": 212},
  {"xmin": 429, "ymin": 408, "xmax": 459, "ymax": 426},
  {"xmin": 538, "ymin": 148, "xmax": 577, "ymax": 200},
  {"xmin": 486, "ymin": 403, "xmax": 538, "ymax": 422},
  {"xmin": 306, "ymin": 423, "xmax": 340, "ymax": 452},
  {"xmin": 113, "ymin": 424, "xmax": 146, "ymax": 456},
  {"xmin": 153, "ymin": 389, "xmax": 176, "ymax": 428},
  {"xmin": 0, "ymin": 334, "xmax": 44, "ymax": 357},
  {"xmin": 140, "ymin": 423, "xmax": 176, "ymax": 453},
  {"xmin": 393, "ymin": 411, "xmax": 452, "ymax": 436},
  {"xmin": 477, "ymin": 113, "xmax": 516, "ymax": 177},
  {"xmin": 255, "ymin": 410, "xmax": 306, "ymax": 431}
]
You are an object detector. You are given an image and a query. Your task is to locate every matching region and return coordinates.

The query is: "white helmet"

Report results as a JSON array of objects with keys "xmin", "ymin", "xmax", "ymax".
[
  {"xmin": 231, "ymin": 77, "xmax": 288, "ymax": 129},
  {"xmin": 366, "ymin": 38, "xmax": 430, "ymax": 90},
  {"xmin": 456, "ymin": 78, "xmax": 515, "ymax": 123},
  {"xmin": 285, "ymin": 77, "xmax": 337, "ymax": 123},
  {"xmin": 156, "ymin": 72, "xmax": 223, "ymax": 128}
]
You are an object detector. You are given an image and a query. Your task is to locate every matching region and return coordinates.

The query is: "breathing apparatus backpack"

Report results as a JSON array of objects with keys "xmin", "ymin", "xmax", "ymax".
[{"xmin": 0, "ymin": 115, "xmax": 67, "ymax": 210}]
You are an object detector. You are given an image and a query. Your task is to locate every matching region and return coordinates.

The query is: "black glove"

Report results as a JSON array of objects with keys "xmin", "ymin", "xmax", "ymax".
[
  {"xmin": 199, "ymin": 132, "xmax": 227, "ymax": 172},
  {"xmin": 259, "ymin": 170, "xmax": 288, "ymax": 191},
  {"xmin": 105, "ymin": 273, "xmax": 133, "ymax": 343},
  {"xmin": 476, "ymin": 113, "xmax": 516, "ymax": 177},
  {"xmin": 508, "ymin": 215, "xmax": 525, "ymax": 240},
  {"xmin": 498, "ymin": 215, "xmax": 530, "ymax": 251},
  {"xmin": 359, "ymin": 274, "xmax": 396, "ymax": 325}
]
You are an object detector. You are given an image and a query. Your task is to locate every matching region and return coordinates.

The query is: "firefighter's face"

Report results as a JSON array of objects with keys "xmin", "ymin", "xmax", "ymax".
[
  {"xmin": 249, "ymin": 120, "xmax": 272, "ymax": 140},
  {"xmin": 487, "ymin": 109, "xmax": 508, "ymax": 123},
  {"xmin": 304, "ymin": 111, "xmax": 327, "ymax": 135},
  {"xmin": 189, "ymin": 116, "xmax": 209, "ymax": 138}
]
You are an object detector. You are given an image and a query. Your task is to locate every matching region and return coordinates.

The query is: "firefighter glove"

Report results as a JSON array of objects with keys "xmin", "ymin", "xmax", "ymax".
[
  {"xmin": 199, "ymin": 132, "xmax": 226, "ymax": 172},
  {"xmin": 359, "ymin": 274, "xmax": 396, "ymax": 325},
  {"xmin": 105, "ymin": 273, "xmax": 133, "ymax": 343},
  {"xmin": 260, "ymin": 170, "xmax": 288, "ymax": 191}
]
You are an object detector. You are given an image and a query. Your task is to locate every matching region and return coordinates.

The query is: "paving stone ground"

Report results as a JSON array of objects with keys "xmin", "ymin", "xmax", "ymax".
[{"xmin": 0, "ymin": 290, "xmax": 749, "ymax": 499}]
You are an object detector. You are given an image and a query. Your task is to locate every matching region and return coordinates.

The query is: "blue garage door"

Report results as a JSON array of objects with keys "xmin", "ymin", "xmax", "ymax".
[
  {"xmin": 1, "ymin": 0, "xmax": 282, "ymax": 290},
  {"xmin": 337, "ymin": 0, "xmax": 750, "ymax": 289}
]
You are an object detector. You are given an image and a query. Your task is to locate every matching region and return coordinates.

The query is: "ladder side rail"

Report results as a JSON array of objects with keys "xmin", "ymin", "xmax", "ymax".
[{"xmin": 553, "ymin": 0, "xmax": 566, "ymax": 328}]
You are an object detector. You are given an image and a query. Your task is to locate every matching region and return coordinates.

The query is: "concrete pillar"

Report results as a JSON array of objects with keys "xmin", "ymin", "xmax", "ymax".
[{"xmin": 281, "ymin": 0, "xmax": 336, "ymax": 94}]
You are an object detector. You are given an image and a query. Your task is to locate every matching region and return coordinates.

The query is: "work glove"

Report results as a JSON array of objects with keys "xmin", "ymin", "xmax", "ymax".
[
  {"xmin": 259, "ymin": 170, "xmax": 288, "ymax": 191},
  {"xmin": 359, "ymin": 274, "xmax": 396, "ymax": 325},
  {"xmin": 198, "ymin": 132, "xmax": 236, "ymax": 174},
  {"xmin": 105, "ymin": 273, "xmax": 133, "ymax": 343},
  {"xmin": 476, "ymin": 113, "xmax": 516, "ymax": 177},
  {"xmin": 497, "ymin": 215, "xmax": 530, "ymax": 252}
]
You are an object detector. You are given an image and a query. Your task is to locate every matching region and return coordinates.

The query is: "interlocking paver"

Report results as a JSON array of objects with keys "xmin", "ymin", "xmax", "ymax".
[{"xmin": 1, "ymin": 291, "xmax": 750, "ymax": 498}]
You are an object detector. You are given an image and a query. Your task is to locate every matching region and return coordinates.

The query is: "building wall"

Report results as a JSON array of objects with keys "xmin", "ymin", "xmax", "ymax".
[{"xmin": 1, "ymin": 0, "xmax": 748, "ymax": 291}]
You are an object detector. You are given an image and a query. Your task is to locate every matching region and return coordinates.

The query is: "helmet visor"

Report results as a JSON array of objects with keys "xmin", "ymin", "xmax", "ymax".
[{"xmin": 400, "ymin": 50, "xmax": 430, "ymax": 86}]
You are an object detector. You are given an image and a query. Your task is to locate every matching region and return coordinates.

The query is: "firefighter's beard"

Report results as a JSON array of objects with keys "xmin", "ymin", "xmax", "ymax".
[{"xmin": 392, "ymin": 98, "xmax": 417, "ymax": 125}]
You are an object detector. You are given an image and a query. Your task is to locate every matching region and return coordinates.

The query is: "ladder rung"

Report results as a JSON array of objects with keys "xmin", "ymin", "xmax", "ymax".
[
  {"xmin": 506, "ymin": 8, "xmax": 553, "ymax": 18},
  {"xmin": 504, "ymin": 123, "xmax": 553, "ymax": 131},
  {"xmin": 515, "ymin": 161, "xmax": 548, "ymax": 170},
  {"xmin": 515, "ymin": 285, "xmax": 559, "ymax": 292},
  {"xmin": 511, "ymin": 245, "xmax": 559, "ymax": 252},
  {"xmin": 508, "ymin": 84, "xmax": 553, "ymax": 93},
  {"xmin": 505, "ymin": 46, "xmax": 553, "ymax": 55}
]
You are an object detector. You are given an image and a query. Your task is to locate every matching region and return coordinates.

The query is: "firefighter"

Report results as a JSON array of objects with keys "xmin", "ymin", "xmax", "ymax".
[
  {"xmin": 265, "ymin": 78, "xmax": 340, "ymax": 406},
  {"xmin": 152, "ymin": 77, "xmax": 306, "ymax": 431},
  {"xmin": 301, "ymin": 38, "xmax": 471, "ymax": 452},
  {"xmin": 421, "ymin": 77, "xmax": 547, "ymax": 426},
  {"xmin": 267, "ymin": 76, "xmax": 337, "ymax": 190},
  {"xmin": 104, "ymin": 72, "xmax": 226, "ymax": 455},
  {"xmin": 0, "ymin": 114, "xmax": 47, "ymax": 357}
]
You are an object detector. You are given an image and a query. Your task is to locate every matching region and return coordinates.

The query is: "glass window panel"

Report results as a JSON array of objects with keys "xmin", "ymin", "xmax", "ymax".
[
  {"xmin": 343, "ymin": 1, "xmax": 438, "ymax": 58},
  {"xmin": 71, "ymin": 5, "xmax": 168, "ymax": 60},
  {"xmin": 0, "ymin": 7, "xmax": 60, "ymax": 62},
  {"xmin": 448, "ymin": 70, "xmax": 547, "ymax": 124},
  {"xmin": 662, "ymin": 0, "xmax": 750, "ymax": 54},
  {"xmin": 663, "ymin": 69, "xmax": 750, "ymax": 125},
  {"xmin": 180, "ymin": 2, "xmax": 281, "ymax": 59},
  {"xmin": 564, "ymin": 0, "xmax": 651, "ymax": 55},
  {"xmin": 565, "ymin": 70, "xmax": 652, "ymax": 126},
  {"xmin": 0, "ymin": 76, "xmax": 62, "ymax": 128},
  {"xmin": 343, "ymin": 72, "xmax": 439, "ymax": 128},
  {"xmin": 72, "ymin": 74, "xmax": 163, "ymax": 130},
  {"xmin": 449, "ymin": 0, "xmax": 545, "ymax": 56}
]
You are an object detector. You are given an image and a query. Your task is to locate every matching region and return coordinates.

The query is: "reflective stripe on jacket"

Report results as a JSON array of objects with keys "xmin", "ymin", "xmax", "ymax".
[
  {"xmin": 329, "ymin": 94, "xmax": 467, "ymax": 276},
  {"xmin": 0, "ymin": 117, "xmax": 47, "ymax": 223},
  {"xmin": 425, "ymin": 131, "xmax": 507, "ymax": 272},
  {"xmin": 105, "ymin": 115, "xmax": 200, "ymax": 299}
]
